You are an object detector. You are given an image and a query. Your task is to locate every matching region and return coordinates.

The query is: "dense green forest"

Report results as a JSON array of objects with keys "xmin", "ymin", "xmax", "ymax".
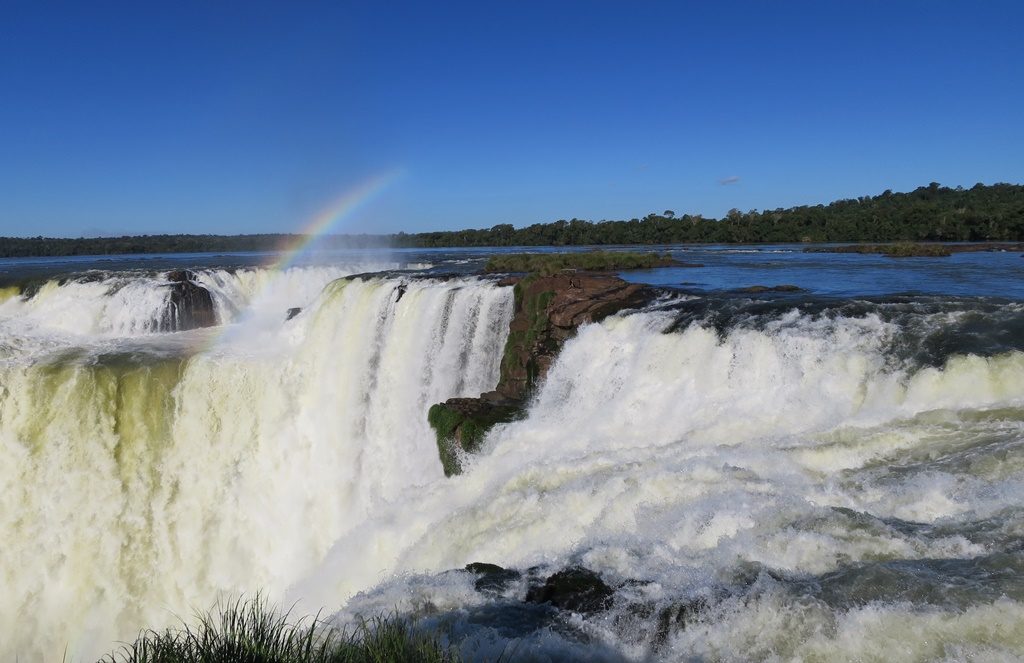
[
  {"xmin": 0, "ymin": 233, "xmax": 392, "ymax": 258},
  {"xmin": 2, "ymin": 182, "xmax": 1023, "ymax": 258},
  {"xmin": 399, "ymin": 182, "xmax": 1024, "ymax": 247}
]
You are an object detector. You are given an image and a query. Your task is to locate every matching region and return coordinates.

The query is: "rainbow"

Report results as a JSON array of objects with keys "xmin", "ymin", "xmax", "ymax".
[
  {"xmin": 197, "ymin": 170, "xmax": 402, "ymax": 351},
  {"xmin": 268, "ymin": 169, "xmax": 403, "ymax": 271}
]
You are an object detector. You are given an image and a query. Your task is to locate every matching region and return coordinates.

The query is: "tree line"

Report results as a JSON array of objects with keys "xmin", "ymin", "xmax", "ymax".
[
  {"xmin": 2, "ymin": 182, "xmax": 1022, "ymax": 258},
  {"xmin": 0, "ymin": 233, "xmax": 392, "ymax": 258}
]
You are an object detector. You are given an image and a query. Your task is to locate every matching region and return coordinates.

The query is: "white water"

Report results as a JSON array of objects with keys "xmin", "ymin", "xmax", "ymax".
[
  {"xmin": 309, "ymin": 312, "xmax": 1024, "ymax": 661},
  {"xmin": 0, "ymin": 274, "xmax": 511, "ymax": 660},
  {"xmin": 0, "ymin": 263, "xmax": 422, "ymax": 346},
  {"xmin": 2, "ymin": 272, "xmax": 1024, "ymax": 661}
]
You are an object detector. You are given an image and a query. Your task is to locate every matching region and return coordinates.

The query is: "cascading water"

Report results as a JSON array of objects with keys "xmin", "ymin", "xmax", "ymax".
[
  {"xmin": 305, "ymin": 306, "xmax": 1024, "ymax": 661},
  {"xmin": 0, "ymin": 271, "xmax": 512, "ymax": 660},
  {"xmin": 3, "ymin": 258, "xmax": 1024, "ymax": 661},
  {"xmin": 0, "ymin": 263, "xmax": 423, "ymax": 341}
]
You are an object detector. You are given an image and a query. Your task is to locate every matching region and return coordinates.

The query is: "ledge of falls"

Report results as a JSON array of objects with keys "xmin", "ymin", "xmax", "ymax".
[{"xmin": 429, "ymin": 271, "xmax": 654, "ymax": 476}]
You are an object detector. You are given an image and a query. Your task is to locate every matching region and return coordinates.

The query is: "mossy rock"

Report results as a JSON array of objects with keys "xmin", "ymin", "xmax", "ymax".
[
  {"xmin": 432, "ymin": 271, "xmax": 651, "ymax": 476},
  {"xmin": 500, "ymin": 278, "xmax": 556, "ymax": 393},
  {"xmin": 428, "ymin": 399, "xmax": 523, "ymax": 476}
]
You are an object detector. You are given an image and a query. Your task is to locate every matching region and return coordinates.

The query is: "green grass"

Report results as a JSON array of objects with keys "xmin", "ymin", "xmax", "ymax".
[
  {"xmin": 484, "ymin": 250, "xmax": 673, "ymax": 275},
  {"xmin": 99, "ymin": 596, "xmax": 459, "ymax": 663}
]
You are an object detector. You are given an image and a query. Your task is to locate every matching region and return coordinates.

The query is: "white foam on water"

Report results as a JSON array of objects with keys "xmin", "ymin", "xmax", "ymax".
[
  {"xmin": 0, "ymin": 275, "xmax": 512, "ymax": 660},
  {"xmin": 2, "ymin": 278, "xmax": 1023, "ymax": 661},
  {"xmin": 0, "ymin": 263, "xmax": 414, "ymax": 351}
]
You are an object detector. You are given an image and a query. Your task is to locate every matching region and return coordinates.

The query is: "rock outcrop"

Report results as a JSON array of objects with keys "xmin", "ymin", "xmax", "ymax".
[
  {"xmin": 459, "ymin": 561, "xmax": 716, "ymax": 651},
  {"xmin": 428, "ymin": 396, "xmax": 523, "ymax": 476},
  {"xmin": 429, "ymin": 271, "xmax": 653, "ymax": 476},
  {"xmin": 159, "ymin": 270, "xmax": 217, "ymax": 331},
  {"xmin": 496, "ymin": 272, "xmax": 650, "ymax": 400},
  {"xmin": 525, "ymin": 566, "xmax": 615, "ymax": 614},
  {"xmin": 464, "ymin": 562, "xmax": 522, "ymax": 594}
]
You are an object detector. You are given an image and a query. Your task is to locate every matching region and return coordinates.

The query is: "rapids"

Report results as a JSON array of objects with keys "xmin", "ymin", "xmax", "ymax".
[{"xmin": 0, "ymin": 253, "xmax": 1023, "ymax": 661}]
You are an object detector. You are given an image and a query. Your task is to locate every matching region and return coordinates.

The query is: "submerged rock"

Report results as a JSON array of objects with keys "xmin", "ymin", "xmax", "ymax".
[
  {"xmin": 461, "ymin": 561, "xmax": 714, "ymax": 650},
  {"xmin": 285, "ymin": 307, "xmax": 302, "ymax": 321},
  {"xmin": 737, "ymin": 284, "xmax": 804, "ymax": 293},
  {"xmin": 653, "ymin": 598, "xmax": 708, "ymax": 648},
  {"xmin": 525, "ymin": 566, "xmax": 615, "ymax": 614},
  {"xmin": 465, "ymin": 562, "xmax": 522, "ymax": 594},
  {"xmin": 612, "ymin": 595, "xmax": 712, "ymax": 654},
  {"xmin": 57, "ymin": 271, "xmax": 108, "ymax": 286}
]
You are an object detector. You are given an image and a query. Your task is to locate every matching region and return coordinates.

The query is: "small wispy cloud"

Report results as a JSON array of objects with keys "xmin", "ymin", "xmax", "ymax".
[{"xmin": 719, "ymin": 176, "xmax": 741, "ymax": 185}]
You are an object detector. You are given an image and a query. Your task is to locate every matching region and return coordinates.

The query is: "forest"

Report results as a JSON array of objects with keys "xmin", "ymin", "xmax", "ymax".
[{"xmin": 2, "ymin": 182, "xmax": 1022, "ymax": 257}]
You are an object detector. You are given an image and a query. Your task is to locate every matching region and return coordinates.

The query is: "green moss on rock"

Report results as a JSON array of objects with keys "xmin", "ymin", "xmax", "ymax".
[
  {"xmin": 431, "ymin": 271, "xmax": 652, "ymax": 477},
  {"xmin": 500, "ymin": 281, "xmax": 555, "ymax": 391},
  {"xmin": 428, "ymin": 400, "xmax": 522, "ymax": 476}
]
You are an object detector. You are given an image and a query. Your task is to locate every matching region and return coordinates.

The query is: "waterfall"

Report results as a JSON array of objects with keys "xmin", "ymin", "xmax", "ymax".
[
  {"xmin": 4, "ymin": 266, "xmax": 1024, "ymax": 661},
  {"xmin": 0, "ymin": 275, "xmax": 512, "ymax": 660}
]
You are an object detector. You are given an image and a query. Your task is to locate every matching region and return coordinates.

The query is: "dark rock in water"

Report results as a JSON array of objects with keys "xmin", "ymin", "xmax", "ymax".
[
  {"xmin": 394, "ymin": 283, "xmax": 408, "ymax": 302},
  {"xmin": 285, "ymin": 307, "xmax": 302, "ymax": 321},
  {"xmin": 165, "ymin": 269, "xmax": 198, "ymax": 283},
  {"xmin": 738, "ymin": 284, "xmax": 804, "ymax": 293},
  {"xmin": 613, "ymin": 594, "xmax": 713, "ymax": 653},
  {"xmin": 465, "ymin": 562, "xmax": 522, "ymax": 594},
  {"xmin": 525, "ymin": 566, "xmax": 615, "ymax": 614},
  {"xmin": 58, "ymin": 271, "xmax": 108, "ymax": 286},
  {"xmin": 465, "ymin": 562, "xmax": 510, "ymax": 574},
  {"xmin": 653, "ymin": 598, "xmax": 708, "ymax": 648},
  {"xmin": 158, "ymin": 270, "xmax": 216, "ymax": 331}
]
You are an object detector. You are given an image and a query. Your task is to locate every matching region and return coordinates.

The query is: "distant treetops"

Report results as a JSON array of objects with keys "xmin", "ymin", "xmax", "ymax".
[
  {"xmin": 1, "ymin": 182, "xmax": 1022, "ymax": 258},
  {"xmin": 401, "ymin": 182, "xmax": 1024, "ymax": 248}
]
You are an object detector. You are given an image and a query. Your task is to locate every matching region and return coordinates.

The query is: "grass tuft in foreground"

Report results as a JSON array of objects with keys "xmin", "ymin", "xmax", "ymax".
[
  {"xmin": 484, "ymin": 250, "xmax": 674, "ymax": 275},
  {"xmin": 99, "ymin": 596, "xmax": 460, "ymax": 663}
]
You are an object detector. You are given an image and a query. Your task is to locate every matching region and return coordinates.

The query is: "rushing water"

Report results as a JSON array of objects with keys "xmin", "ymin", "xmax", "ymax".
[{"xmin": 1, "ymin": 245, "xmax": 1022, "ymax": 661}]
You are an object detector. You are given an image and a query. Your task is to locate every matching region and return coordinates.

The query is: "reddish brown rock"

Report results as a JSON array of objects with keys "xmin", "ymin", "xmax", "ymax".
[
  {"xmin": 497, "ymin": 272, "xmax": 651, "ymax": 400},
  {"xmin": 430, "ymin": 270, "xmax": 653, "ymax": 475}
]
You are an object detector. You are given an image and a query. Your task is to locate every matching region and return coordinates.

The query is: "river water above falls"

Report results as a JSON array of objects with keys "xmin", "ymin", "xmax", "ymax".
[{"xmin": 1, "ymin": 245, "xmax": 1023, "ymax": 661}]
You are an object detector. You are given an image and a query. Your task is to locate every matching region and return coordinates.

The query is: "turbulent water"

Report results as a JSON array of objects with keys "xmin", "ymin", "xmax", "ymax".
[{"xmin": 1, "ymin": 248, "xmax": 1023, "ymax": 661}]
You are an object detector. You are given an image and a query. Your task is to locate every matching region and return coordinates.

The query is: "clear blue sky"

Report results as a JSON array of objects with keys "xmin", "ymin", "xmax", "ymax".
[{"xmin": 1, "ymin": 1, "xmax": 1022, "ymax": 237}]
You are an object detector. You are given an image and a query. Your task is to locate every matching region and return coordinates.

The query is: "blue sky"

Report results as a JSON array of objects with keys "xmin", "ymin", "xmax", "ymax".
[{"xmin": 1, "ymin": 1, "xmax": 1022, "ymax": 237}]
